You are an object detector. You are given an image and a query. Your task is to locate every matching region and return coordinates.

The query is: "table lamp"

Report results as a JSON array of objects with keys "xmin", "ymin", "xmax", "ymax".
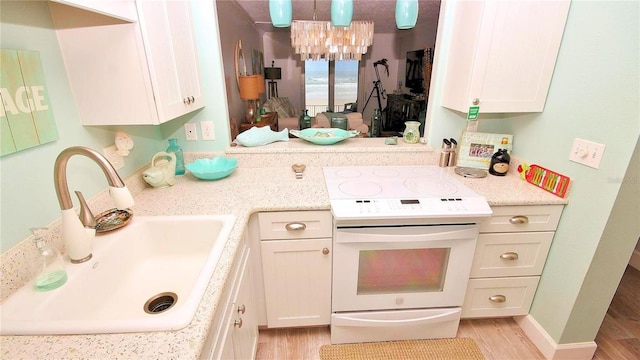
[
  {"xmin": 264, "ymin": 61, "xmax": 281, "ymax": 99},
  {"xmin": 239, "ymin": 75, "xmax": 262, "ymax": 123}
]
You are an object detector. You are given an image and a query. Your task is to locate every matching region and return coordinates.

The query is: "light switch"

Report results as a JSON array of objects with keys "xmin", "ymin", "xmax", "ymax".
[
  {"xmin": 569, "ymin": 138, "xmax": 605, "ymax": 169},
  {"xmin": 200, "ymin": 121, "xmax": 215, "ymax": 140}
]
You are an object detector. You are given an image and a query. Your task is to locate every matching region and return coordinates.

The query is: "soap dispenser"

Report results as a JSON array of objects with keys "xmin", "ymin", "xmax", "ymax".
[{"xmin": 31, "ymin": 227, "xmax": 68, "ymax": 291}]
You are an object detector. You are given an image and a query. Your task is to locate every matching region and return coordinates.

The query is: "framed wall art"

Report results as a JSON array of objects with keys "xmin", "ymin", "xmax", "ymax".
[
  {"xmin": 252, "ymin": 49, "xmax": 264, "ymax": 76},
  {"xmin": 1, "ymin": 49, "xmax": 58, "ymax": 157},
  {"xmin": 456, "ymin": 131, "xmax": 513, "ymax": 169}
]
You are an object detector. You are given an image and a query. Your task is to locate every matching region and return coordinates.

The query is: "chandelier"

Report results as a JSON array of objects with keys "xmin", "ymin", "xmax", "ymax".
[
  {"xmin": 283, "ymin": 0, "xmax": 374, "ymax": 61},
  {"xmin": 290, "ymin": 20, "xmax": 374, "ymax": 61}
]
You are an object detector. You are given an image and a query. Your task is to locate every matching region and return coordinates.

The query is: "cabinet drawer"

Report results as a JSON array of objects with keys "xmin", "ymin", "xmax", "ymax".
[
  {"xmin": 470, "ymin": 232, "xmax": 553, "ymax": 278},
  {"xmin": 258, "ymin": 211, "xmax": 332, "ymax": 240},
  {"xmin": 480, "ymin": 205, "xmax": 563, "ymax": 233},
  {"xmin": 462, "ymin": 277, "xmax": 540, "ymax": 318}
]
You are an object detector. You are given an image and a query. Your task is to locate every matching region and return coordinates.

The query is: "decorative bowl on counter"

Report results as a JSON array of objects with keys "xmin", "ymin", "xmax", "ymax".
[
  {"xmin": 185, "ymin": 157, "xmax": 238, "ymax": 180},
  {"xmin": 289, "ymin": 128, "xmax": 359, "ymax": 145}
]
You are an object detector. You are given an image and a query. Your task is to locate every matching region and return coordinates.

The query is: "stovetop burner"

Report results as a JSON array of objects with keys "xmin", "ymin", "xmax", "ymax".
[
  {"xmin": 323, "ymin": 165, "xmax": 492, "ymax": 222},
  {"xmin": 324, "ymin": 166, "xmax": 476, "ymax": 199}
]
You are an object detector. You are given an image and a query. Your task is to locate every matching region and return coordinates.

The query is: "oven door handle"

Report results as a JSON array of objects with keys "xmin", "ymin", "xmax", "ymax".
[{"xmin": 332, "ymin": 309, "xmax": 460, "ymax": 327}]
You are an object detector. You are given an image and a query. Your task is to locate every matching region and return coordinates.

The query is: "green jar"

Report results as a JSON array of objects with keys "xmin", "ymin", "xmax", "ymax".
[{"xmin": 402, "ymin": 121, "xmax": 420, "ymax": 144}]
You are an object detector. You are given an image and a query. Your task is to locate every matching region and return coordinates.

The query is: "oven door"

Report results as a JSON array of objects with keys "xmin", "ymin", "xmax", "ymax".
[{"xmin": 332, "ymin": 224, "xmax": 478, "ymax": 312}]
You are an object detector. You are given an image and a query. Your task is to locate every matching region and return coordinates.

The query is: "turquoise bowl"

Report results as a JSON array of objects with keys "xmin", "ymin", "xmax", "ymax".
[{"xmin": 185, "ymin": 157, "xmax": 238, "ymax": 180}]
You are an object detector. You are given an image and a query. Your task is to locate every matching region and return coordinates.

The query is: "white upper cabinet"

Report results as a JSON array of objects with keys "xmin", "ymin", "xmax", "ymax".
[
  {"xmin": 50, "ymin": 0, "xmax": 203, "ymax": 125},
  {"xmin": 441, "ymin": 0, "xmax": 570, "ymax": 113},
  {"xmin": 50, "ymin": 0, "xmax": 138, "ymax": 22}
]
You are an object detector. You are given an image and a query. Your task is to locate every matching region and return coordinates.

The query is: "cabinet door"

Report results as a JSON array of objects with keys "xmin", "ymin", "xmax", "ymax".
[
  {"xmin": 137, "ymin": 0, "xmax": 204, "ymax": 121},
  {"xmin": 232, "ymin": 253, "xmax": 258, "ymax": 360},
  {"xmin": 261, "ymin": 238, "xmax": 332, "ymax": 328},
  {"xmin": 442, "ymin": 0, "xmax": 570, "ymax": 113}
]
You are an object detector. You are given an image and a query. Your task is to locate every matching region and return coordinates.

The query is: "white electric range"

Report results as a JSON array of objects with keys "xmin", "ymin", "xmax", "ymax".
[
  {"xmin": 322, "ymin": 165, "xmax": 492, "ymax": 344},
  {"xmin": 323, "ymin": 165, "xmax": 492, "ymax": 223}
]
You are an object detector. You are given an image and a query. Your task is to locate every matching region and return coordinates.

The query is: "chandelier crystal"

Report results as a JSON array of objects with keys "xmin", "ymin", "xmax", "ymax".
[{"xmin": 290, "ymin": 20, "xmax": 374, "ymax": 61}]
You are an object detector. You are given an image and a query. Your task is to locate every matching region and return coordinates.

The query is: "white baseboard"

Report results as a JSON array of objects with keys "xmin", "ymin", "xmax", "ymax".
[
  {"xmin": 516, "ymin": 315, "xmax": 597, "ymax": 360},
  {"xmin": 628, "ymin": 249, "xmax": 640, "ymax": 270}
]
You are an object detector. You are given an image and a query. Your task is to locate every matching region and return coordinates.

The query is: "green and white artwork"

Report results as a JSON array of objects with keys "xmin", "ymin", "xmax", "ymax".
[{"xmin": 1, "ymin": 49, "xmax": 58, "ymax": 156}]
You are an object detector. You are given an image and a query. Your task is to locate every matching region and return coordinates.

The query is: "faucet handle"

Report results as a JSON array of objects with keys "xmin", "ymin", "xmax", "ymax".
[
  {"xmin": 75, "ymin": 191, "xmax": 97, "ymax": 229},
  {"xmin": 109, "ymin": 186, "xmax": 135, "ymax": 209}
]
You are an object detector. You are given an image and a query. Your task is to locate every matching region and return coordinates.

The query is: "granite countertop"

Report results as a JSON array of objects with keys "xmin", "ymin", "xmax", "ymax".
[{"xmin": 1, "ymin": 139, "xmax": 568, "ymax": 359}]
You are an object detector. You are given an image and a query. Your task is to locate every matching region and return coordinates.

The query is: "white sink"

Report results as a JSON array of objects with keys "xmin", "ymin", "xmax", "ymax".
[{"xmin": 0, "ymin": 214, "xmax": 235, "ymax": 335}]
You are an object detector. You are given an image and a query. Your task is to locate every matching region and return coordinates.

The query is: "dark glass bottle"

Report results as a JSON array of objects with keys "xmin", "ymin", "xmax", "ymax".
[
  {"xmin": 166, "ymin": 138, "xmax": 185, "ymax": 175},
  {"xmin": 489, "ymin": 149, "xmax": 510, "ymax": 176},
  {"xmin": 370, "ymin": 109, "xmax": 381, "ymax": 137},
  {"xmin": 299, "ymin": 109, "xmax": 311, "ymax": 130}
]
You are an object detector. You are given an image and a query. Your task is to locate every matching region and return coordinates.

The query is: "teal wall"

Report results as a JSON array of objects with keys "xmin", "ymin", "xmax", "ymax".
[
  {"xmin": 0, "ymin": 0, "xmax": 229, "ymax": 252},
  {"xmin": 428, "ymin": 0, "xmax": 640, "ymax": 345}
]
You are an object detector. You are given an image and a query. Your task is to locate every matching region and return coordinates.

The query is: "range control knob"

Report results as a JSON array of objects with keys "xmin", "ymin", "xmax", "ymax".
[{"xmin": 395, "ymin": 297, "xmax": 404, "ymax": 305}]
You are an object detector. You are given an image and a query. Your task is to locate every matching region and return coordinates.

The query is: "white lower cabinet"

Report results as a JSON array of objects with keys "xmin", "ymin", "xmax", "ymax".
[
  {"xmin": 201, "ymin": 239, "xmax": 258, "ymax": 360},
  {"xmin": 462, "ymin": 205, "xmax": 563, "ymax": 318},
  {"xmin": 258, "ymin": 211, "xmax": 333, "ymax": 328}
]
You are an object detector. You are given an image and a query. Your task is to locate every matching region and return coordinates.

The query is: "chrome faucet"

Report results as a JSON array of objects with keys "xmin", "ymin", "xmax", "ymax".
[{"xmin": 54, "ymin": 146, "xmax": 134, "ymax": 263}]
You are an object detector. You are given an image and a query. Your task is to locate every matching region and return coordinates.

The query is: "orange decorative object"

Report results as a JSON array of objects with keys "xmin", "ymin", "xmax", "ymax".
[{"xmin": 523, "ymin": 164, "xmax": 571, "ymax": 198}]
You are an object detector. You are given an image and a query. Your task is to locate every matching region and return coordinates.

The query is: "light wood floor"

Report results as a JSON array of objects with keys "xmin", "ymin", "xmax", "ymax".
[
  {"xmin": 256, "ymin": 266, "xmax": 640, "ymax": 360},
  {"xmin": 592, "ymin": 265, "xmax": 640, "ymax": 360}
]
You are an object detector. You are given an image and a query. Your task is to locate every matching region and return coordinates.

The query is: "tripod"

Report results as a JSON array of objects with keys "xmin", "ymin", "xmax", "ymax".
[
  {"xmin": 362, "ymin": 60, "xmax": 389, "ymax": 134},
  {"xmin": 362, "ymin": 59, "xmax": 388, "ymax": 116}
]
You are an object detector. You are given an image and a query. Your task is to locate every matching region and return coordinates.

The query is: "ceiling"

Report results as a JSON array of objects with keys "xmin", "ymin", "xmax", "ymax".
[{"xmin": 232, "ymin": 0, "xmax": 442, "ymax": 34}]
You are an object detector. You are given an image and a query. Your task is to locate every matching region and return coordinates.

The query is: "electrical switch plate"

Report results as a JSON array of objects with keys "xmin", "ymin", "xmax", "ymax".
[
  {"xmin": 200, "ymin": 121, "xmax": 215, "ymax": 140},
  {"xmin": 103, "ymin": 145, "xmax": 124, "ymax": 170},
  {"xmin": 184, "ymin": 123, "xmax": 198, "ymax": 141},
  {"xmin": 569, "ymin": 138, "xmax": 606, "ymax": 169}
]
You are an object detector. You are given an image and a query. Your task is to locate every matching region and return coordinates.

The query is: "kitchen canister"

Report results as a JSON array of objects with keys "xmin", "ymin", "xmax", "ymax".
[
  {"xmin": 439, "ymin": 138, "xmax": 451, "ymax": 167},
  {"xmin": 402, "ymin": 121, "xmax": 420, "ymax": 144},
  {"xmin": 489, "ymin": 149, "xmax": 511, "ymax": 176}
]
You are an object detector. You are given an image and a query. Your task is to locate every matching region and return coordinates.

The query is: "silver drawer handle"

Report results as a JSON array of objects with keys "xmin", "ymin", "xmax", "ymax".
[
  {"xmin": 234, "ymin": 317, "xmax": 243, "ymax": 328},
  {"xmin": 322, "ymin": 247, "xmax": 330, "ymax": 255},
  {"xmin": 489, "ymin": 295, "xmax": 506, "ymax": 303},
  {"xmin": 509, "ymin": 215, "xmax": 529, "ymax": 224},
  {"xmin": 237, "ymin": 304, "xmax": 245, "ymax": 315},
  {"xmin": 499, "ymin": 252, "xmax": 519, "ymax": 260},
  {"xmin": 285, "ymin": 222, "xmax": 307, "ymax": 231}
]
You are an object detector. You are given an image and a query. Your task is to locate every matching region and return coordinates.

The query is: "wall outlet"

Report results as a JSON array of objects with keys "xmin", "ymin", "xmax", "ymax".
[
  {"xmin": 103, "ymin": 145, "xmax": 124, "ymax": 170},
  {"xmin": 184, "ymin": 123, "xmax": 198, "ymax": 141},
  {"xmin": 200, "ymin": 121, "xmax": 215, "ymax": 140},
  {"xmin": 569, "ymin": 138, "xmax": 606, "ymax": 169}
]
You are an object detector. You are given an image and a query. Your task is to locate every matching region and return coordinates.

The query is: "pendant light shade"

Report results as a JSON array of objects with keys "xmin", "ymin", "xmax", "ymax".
[
  {"xmin": 269, "ymin": 0, "xmax": 292, "ymax": 28},
  {"xmin": 395, "ymin": 0, "xmax": 419, "ymax": 30},
  {"xmin": 331, "ymin": 0, "xmax": 353, "ymax": 27}
]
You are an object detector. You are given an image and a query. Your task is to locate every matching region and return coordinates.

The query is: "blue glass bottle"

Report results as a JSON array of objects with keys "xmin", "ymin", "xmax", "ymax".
[{"xmin": 166, "ymin": 138, "xmax": 185, "ymax": 175}]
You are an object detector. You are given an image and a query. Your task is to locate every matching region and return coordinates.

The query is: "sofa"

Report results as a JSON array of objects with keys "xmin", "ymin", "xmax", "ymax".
[
  {"xmin": 263, "ymin": 97, "xmax": 368, "ymax": 134},
  {"xmin": 262, "ymin": 97, "xmax": 300, "ymax": 131}
]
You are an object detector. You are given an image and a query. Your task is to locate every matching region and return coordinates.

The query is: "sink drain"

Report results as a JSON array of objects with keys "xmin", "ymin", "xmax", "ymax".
[{"xmin": 144, "ymin": 292, "xmax": 177, "ymax": 314}]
